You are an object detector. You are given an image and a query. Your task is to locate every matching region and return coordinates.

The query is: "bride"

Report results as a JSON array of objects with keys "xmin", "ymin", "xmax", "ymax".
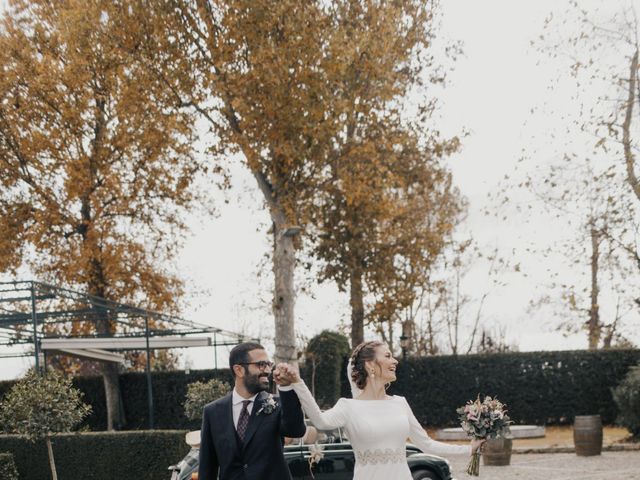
[{"xmin": 276, "ymin": 340, "xmax": 483, "ymax": 480}]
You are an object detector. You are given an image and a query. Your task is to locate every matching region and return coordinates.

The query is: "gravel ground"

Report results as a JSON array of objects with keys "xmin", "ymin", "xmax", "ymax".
[{"xmin": 446, "ymin": 451, "xmax": 640, "ymax": 480}]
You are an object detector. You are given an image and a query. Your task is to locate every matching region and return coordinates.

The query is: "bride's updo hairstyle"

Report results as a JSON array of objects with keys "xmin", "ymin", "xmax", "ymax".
[{"xmin": 350, "ymin": 340, "xmax": 385, "ymax": 390}]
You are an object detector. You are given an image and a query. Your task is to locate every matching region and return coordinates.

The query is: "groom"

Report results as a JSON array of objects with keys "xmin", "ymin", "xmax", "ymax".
[{"xmin": 198, "ymin": 342, "xmax": 306, "ymax": 480}]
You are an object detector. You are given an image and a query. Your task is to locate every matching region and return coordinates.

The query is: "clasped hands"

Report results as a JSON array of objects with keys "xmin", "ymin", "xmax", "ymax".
[{"xmin": 272, "ymin": 363, "xmax": 300, "ymax": 386}]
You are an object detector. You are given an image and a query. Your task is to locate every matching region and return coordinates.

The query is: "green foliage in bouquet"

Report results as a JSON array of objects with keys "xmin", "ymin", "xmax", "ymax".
[
  {"xmin": 0, "ymin": 453, "xmax": 18, "ymax": 480},
  {"xmin": 0, "ymin": 369, "xmax": 91, "ymax": 480},
  {"xmin": 183, "ymin": 378, "xmax": 231, "ymax": 421},
  {"xmin": 612, "ymin": 363, "xmax": 640, "ymax": 438}
]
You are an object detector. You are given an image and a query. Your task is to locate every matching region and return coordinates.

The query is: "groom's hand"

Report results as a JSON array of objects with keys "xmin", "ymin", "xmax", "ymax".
[{"xmin": 273, "ymin": 364, "xmax": 291, "ymax": 386}]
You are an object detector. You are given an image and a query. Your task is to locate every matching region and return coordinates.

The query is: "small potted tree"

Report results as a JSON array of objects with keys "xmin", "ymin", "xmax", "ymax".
[
  {"xmin": 0, "ymin": 369, "xmax": 91, "ymax": 480},
  {"xmin": 183, "ymin": 378, "xmax": 231, "ymax": 423}
]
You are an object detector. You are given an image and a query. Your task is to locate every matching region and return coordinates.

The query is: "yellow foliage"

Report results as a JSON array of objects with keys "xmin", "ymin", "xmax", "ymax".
[{"xmin": 0, "ymin": 0, "xmax": 207, "ymax": 321}]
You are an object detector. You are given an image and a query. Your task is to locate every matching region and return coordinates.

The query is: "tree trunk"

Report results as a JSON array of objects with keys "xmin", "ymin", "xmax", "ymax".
[
  {"xmin": 102, "ymin": 362, "xmax": 125, "ymax": 430},
  {"xmin": 80, "ymin": 100, "xmax": 126, "ymax": 430},
  {"xmin": 272, "ymin": 221, "xmax": 298, "ymax": 364},
  {"xmin": 88, "ymin": 260, "xmax": 126, "ymax": 431},
  {"xmin": 46, "ymin": 436, "xmax": 58, "ymax": 480},
  {"xmin": 622, "ymin": 49, "xmax": 640, "ymax": 202},
  {"xmin": 427, "ymin": 315, "xmax": 437, "ymax": 355},
  {"xmin": 349, "ymin": 268, "xmax": 364, "ymax": 348},
  {"xmin": 588, "ymin": 226, "xmax": 601, "ymax": 350},
  {"xmin": 602, "ymin": 298, "xmax": 621, "ymax": 349},
  {"xmin": 245, "ymin": 166, "xmax": 299, "ymax": 365}
]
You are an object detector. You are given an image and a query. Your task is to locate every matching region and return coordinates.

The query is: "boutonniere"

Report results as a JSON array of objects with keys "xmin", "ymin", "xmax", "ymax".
[{"xmin": 256, "ymin": 393, "xmax": 278, "ymax": 415}]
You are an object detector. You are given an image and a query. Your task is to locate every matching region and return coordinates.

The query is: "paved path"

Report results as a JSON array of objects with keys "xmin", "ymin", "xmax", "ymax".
[{"xmin": 447, "ymin": 451, "xmax": 640, "ymax": 479}]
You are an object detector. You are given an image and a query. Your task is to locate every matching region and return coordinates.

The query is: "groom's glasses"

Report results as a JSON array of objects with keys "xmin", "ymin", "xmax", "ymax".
[{"xmin": 237, "ymin": 361, "xmax": 274, "ymax": 371}]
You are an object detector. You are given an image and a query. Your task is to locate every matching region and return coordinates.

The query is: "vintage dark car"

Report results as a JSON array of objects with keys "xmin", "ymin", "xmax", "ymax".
[
  {"xmin": 170, "ymin": 424, "xmax": 455, "ymax": 480},
  {"xmin": 284, "ymin": 424, "xmax": 454, "ymax": 480}
]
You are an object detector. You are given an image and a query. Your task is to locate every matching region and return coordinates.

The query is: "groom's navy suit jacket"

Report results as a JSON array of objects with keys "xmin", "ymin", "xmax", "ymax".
[{"xmin": 198, "ymin": 389, "xmax": 306, "ymax": 480}]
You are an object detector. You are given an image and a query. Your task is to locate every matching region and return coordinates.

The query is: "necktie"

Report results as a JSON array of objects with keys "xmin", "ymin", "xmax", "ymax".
[{"xmin": 236, "ymin": 400, "xmax": 251, "ymax": 441}]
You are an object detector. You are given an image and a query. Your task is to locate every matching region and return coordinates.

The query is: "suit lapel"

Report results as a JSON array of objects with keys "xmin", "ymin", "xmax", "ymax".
[
  {"xmin": 242, "ymin": 391, "xmax": 268, "ymax": 448},
  {"xmin": 220, "ymin": 393, "xmax": 240, "ymax": 452}
]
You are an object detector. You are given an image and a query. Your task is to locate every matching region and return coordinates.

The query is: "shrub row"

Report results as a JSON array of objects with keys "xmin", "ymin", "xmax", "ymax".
[
  {"xmin": 0, "ymin": 368, "xmax": 232, "ymax": 431},
  {"xmin": 389, "ymin": 349, "xmax": 640, "ymax": 426},
  {"xmin": 2, "ymin": 349, "xmax": 638, "ymax": 430},
  {"xmin": 0, "ymin": 431, "xmax": 190, "ymax": 480}
]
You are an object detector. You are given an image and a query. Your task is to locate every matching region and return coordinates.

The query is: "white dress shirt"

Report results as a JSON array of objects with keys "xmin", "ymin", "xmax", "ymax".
[{"xmin": 232, "ymin": 389, "xmax": 258, "ymax": 429}]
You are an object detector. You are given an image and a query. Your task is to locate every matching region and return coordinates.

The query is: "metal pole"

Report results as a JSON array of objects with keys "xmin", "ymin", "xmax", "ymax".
[
  {"xmin": 30, "ymin": 283, "xmax": 40, "ymax": 373},
  {"xmin": 214, "ymin": 331, "xmax": 218, "ymax": 370},
  {"xmin": 144, "ymin": 315, "xmax": 154, "ymax": 429}
]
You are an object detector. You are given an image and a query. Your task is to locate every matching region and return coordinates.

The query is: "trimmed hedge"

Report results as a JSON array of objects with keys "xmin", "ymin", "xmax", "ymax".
[
  {"xmin": 0, "ymin": 452, "xmax": 18, "ymax": 480},
  {"xmin": 2, "ymin": 368, "xmax": 232, "ymax": 431},
  {"xmin": 389, "ymin": 349, "xmax": 640, "ymax": 426},
  {"xmin": 2, "ymin": 350, "xmax": 638, "ymax": 430},
  {"xmin": 0, "ymin": 431, "xmax": 190, "ymax": 480}
]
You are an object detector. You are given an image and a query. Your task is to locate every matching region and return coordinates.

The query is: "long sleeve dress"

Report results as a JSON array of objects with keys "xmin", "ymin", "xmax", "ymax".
[{"xmin": 291, "ymin": 380, "xmax": 470, "ymax": 480}]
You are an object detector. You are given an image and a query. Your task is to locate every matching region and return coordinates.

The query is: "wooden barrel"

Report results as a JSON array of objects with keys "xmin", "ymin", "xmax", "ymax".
[
  {"xmin": 573, "ymin": 415, "xmax": 603, "ymax": 456},
  {"xmin": 482, "ymin": 437, "xmax": 512, "ymax": 466}
]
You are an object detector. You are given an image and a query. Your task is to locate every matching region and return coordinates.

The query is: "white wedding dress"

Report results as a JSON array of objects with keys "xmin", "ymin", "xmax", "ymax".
[{"xmin": 291, "ymin": 380, "xmax": 470, "ymax": 480}]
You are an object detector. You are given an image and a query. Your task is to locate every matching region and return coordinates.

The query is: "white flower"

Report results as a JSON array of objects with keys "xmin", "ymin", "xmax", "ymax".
[{"xmin": 256, "ymin": 394, "xmax": 278, "ymax": 415}]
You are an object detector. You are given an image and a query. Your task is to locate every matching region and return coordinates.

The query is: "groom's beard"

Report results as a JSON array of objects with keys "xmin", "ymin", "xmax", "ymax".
[{"xmin": 244, "ymin": 371, "xmax": 269, "ymax": 395}]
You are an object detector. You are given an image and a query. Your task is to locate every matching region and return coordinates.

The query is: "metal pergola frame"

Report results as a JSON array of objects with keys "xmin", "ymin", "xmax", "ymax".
[{"xmin": 0, "ymin": 280, "xmax": 257, "ymax": 428}]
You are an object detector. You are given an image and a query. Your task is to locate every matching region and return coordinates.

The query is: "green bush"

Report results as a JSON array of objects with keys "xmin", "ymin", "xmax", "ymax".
[
  {"xmin": 612, "ymin": 363, "xmax": 640, "ymax": 438},
  {"xmin": 0, "ymin": 452, "xmax": 18, "ymax": 480},
  {"xmin": 302, "ymin": 331, "xmax": 351, "ymax": 408},
  {"xmin": 0, "ymin": 369, "xmax": 91, "ymax": 480},
  {"xmin": 0, "ymin": 370, "xmax": 91, "ymax": 440},
  {"xmin": 184, "ymin": 378, "xmax": 231, "ymax": 420},
  {"xmin": 389, "ymin": 349, "xmax": 640, "ymax": 426},
  {"xmin": 0, "ymin": 431, "xmax": 190, "ymax": 480}
]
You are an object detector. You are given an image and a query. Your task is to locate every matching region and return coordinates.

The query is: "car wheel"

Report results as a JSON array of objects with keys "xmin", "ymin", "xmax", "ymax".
[{"xmin": 411, "ymin": 469, "xmax": 440, "ymax": 480}]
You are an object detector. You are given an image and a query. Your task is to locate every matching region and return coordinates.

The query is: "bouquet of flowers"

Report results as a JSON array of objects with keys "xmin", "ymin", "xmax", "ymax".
[{"xmin": 456, "ymin": 395, "xmax": 512, "ymax": 476}]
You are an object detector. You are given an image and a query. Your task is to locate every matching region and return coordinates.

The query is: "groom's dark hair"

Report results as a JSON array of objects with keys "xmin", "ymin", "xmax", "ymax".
[{"xmin": 229, "ymin": 342, "xmax": 265, "ymax": 377}]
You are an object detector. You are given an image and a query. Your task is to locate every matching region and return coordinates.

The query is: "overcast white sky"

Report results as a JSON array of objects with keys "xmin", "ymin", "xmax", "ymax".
[{"xmin": 2, "ymin": 0, "xmax": 639, "ymax": 379}]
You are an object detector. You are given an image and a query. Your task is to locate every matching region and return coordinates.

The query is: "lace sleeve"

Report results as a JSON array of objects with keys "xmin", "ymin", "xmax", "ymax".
[
  {"xmin": 401, "ymin": 397, "xmax": 470, "ymax": 456},
  {"xmin": 291, "ymin": 380, "xmax": 348, "ymax": 430}
]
